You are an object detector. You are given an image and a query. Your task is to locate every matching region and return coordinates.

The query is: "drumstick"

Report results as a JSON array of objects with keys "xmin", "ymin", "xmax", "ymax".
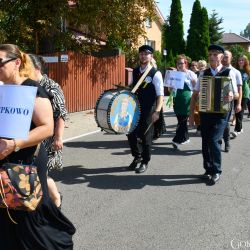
[
  {"xmin": 144, "ymin": 121, "xmax": 154, "ymax": 135},
  {"xmin": 131, "ymin": 63, "xmax": 153, "ymax": 93},
  {"xmin": 137, "ymin": 122, "xmax": 154, "ymax": 144}
]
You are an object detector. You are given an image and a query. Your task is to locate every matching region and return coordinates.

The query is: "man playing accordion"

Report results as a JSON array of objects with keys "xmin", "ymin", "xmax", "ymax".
[{"xmin": 189, "ymin": 44, "xmax": 239, "ymax": 185}]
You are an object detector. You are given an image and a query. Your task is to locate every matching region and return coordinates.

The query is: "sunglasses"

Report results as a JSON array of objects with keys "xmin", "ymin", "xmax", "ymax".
[{"xmin": 0, "ymin": 57, "xmax": 17, "ymax": 67}]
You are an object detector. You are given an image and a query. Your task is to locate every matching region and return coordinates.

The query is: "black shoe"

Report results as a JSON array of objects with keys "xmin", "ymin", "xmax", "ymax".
[
  {"xmin": 207, "ymin": 173, "xmax": 220, "ymax": 185},
  {"xmin": 135, "ymin": 162, "xmax": 148, "ymax": 174},
  {"xmin": 128, "ymin": 158, "xmax": 141, "ymax": 170},
  {"xmin": 201, "ymin": 171, "xmax": 211, "ymax": 179}
]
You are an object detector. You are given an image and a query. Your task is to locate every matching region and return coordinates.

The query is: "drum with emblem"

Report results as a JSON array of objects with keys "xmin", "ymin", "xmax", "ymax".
[{"xmin": 95, "ymin": 89, "xmax": 140, "ymax": 134}]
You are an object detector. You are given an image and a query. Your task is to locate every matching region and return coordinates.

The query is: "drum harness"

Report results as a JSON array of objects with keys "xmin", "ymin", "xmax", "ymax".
[{"xmin": 131, "ymin": 63, "xmax": 156, "ymax": 143}]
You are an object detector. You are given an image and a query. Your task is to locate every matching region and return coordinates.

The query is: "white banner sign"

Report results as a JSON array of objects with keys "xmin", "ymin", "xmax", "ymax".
[
  {"xmin": 43, "ymin": 56, "xmax": 59, "ymax": 63},
  {"xmin": 0, "ymin": 85, "xmax": 37, "ymax": 139},
  {"xmin": 164, "ymin": 70, "xmax": 185, "ymax": 89}
]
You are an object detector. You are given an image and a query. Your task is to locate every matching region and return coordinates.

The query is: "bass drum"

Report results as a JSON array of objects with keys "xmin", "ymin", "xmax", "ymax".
[{"xmin": 95, "ymin": 89, "xmax": 140, "ymax": 134}]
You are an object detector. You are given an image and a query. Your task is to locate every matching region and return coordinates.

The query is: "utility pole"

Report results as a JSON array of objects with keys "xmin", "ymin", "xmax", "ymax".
[{"xmin": 163, "ymin": 49, "xmax": 167, "ymax": 70}]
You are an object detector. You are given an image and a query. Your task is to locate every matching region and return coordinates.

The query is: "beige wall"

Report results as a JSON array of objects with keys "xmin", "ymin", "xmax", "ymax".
[{"xmin": 138, "ymin": 18, "xmax": 163, "ymax": 53}]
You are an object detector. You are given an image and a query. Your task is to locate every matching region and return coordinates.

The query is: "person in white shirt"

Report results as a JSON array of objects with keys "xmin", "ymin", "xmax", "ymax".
[
  {"xmin": 171, "ymin": 54, "xmax": 197, "ymax": 149},
  {"xmin": 127, "ymin": 45, "xmax": 164, "ymax": 174},
  {"xmin": 222, "ymin": 50, "xmax": 242, "ymax": 151}
]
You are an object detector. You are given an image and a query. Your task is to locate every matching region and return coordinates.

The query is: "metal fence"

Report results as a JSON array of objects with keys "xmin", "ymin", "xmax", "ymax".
[{"xmin": 46, "ymin": 51, "xmax": 125, "ymax": 112}]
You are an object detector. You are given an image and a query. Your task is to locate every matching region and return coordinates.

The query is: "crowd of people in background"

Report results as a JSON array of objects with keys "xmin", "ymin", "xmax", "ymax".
[
  {"xmin": 164, "ymin": 45, "xmax": 249, "ymax": 185},
  {"xmin": 165, "ymin": 49, "xmax": 250, "ymax": 152}
]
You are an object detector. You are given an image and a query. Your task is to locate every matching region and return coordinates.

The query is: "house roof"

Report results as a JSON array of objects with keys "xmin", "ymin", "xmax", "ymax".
[
  {"xmin": 155, "ymin": 3, "xmax": 165, "ymax": 25},
  {"xmin": 222, "ymin": 33, "xmax": 250, "ymax": 44}
]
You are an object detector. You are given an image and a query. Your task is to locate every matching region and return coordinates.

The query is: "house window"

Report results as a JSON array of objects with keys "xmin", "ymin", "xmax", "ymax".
[
  {"xmin": 145, "ymin": 40, "xmax": 155, "ymax": 50},
  {"xmin": 145, "ymin": 17, "xmax": 152, "ymax": 28}
]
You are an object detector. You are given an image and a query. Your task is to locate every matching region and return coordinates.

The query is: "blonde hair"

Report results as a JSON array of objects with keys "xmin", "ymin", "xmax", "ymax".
[
  {"xmin": 198, "ymin": 60, "xmax": 207, "ymax": 70},
  {"xmin": 0, "ymin": 44, "xmax": 36, "ymax": 80}
]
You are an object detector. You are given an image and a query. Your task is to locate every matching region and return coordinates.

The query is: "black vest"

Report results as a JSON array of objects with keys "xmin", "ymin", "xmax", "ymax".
[
  {"xmin": 132, "ymin": 66, "xmax": 157, "ymax": 110},
  {"xmin": 203, "ymin": 67, "xmax": 230, "ymax": 77}
]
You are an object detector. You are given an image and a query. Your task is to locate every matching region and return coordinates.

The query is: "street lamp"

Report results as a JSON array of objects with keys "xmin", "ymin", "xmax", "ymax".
[{"xmin": 163, "ymin": 49, "xmax": 167, "ymax": 70}]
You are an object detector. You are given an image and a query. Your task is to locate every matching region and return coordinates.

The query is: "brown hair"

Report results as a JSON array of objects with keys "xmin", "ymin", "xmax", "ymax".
[
  {"xmin": 237, "ymin": 55, "xmax": 250, "ymax": 77},
  {"xmin": 176, "ymin": 54, "xmax": 189, "ymax": 68},
  {"xmin": 0, "ymin": 44, "xmax": 36, "ymax": 80}
]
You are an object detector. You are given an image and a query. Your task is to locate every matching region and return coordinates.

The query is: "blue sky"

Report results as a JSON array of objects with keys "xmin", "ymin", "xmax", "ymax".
[{"xmin": 157, "ymin": 0, "xmax": 249, "ymax": 37}]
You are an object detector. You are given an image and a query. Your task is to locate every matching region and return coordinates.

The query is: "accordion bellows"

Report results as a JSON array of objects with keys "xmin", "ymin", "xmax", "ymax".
[{"xmin": 199, "ymin": 76, "xmax": 233, "ymax": 113}]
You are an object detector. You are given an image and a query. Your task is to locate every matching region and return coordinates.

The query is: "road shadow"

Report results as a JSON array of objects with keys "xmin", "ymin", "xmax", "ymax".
[
  {"xmin": 151, "ymin": 145, "xmax": 202, "ymax": 156},
  {"xmin": 50, "ymin": 165, "xmax": 207, "ymax": 190},
  {"xmin": 64, "ymin": 136, "xmax": 201, "ymax": 156},
  {"xmin": 65, "ymin": 139, "xmax": 129, "ymax": 149}
]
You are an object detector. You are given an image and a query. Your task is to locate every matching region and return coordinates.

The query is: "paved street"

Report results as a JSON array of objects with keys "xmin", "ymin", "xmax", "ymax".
[{"xmin": 52, "ymin": 110, "xmax": 250, "ymax": 250}]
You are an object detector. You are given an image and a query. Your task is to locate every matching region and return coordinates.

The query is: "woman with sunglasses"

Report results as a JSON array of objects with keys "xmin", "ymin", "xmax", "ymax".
[
  {"xmin": 0, "ymin": 44, "xmax": 75, "ymax": 250},
  {"xmin": 172, "ymin": 54, "xmax": 197, "ymax": 149}
]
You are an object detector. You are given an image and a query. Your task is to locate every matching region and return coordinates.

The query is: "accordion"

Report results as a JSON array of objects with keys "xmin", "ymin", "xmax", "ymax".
[{"xmin": 199, "ymin": 76, "xmax": 233, "ymax": 113}]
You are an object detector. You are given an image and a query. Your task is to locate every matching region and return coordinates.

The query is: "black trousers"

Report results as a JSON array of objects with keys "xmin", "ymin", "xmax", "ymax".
[
  {"xmin": 223, "ymin": 104, "xmax": 233, "ymax": 144},
  {"xmin": 247, "ymin": 99, "xmax": 250, "ymax": 114},
  {"xmin": 127, "ymin": 109, "xmax": 154, "ymax": 163},
  {"xmin": 235, "ymin": 98, "xmax": 248, "ymax": 132},
  {"xmin": 200, "ymin": 112, "xmax": 229, "ymax": 174},
  {"xmin": 172, "ymin": 115, "xmax": 189, "ymax": 144}
]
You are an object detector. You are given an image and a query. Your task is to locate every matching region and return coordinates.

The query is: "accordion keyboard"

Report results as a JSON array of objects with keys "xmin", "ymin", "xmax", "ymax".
[
  {"xmin": 198, "ymin": 76, "xmax": 232, "ymax": 113},
  {"xmin": 199, "ymin": 77, "xmax": 212, "ymax": 112}
]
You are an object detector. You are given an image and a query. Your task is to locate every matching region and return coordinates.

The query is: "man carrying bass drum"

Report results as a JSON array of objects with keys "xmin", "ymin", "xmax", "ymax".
[{"xmin": 127, "ymin": 45, "xmax": 164, "ymax": 174}]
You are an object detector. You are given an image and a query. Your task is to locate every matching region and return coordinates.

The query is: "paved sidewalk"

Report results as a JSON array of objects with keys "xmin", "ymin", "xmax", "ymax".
[
  {"xmin": 63, "ymin": 110, "xmax": 99, "ymax": 141},
  {"xmin": 63, "ymin": 97, "xmax": 172, "ymax": 141}
]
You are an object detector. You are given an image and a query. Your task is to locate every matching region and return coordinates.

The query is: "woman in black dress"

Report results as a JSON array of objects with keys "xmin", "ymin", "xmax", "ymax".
[{"xmin": 0, "ymin": 44, "xmax": 75, "ymax": 250}]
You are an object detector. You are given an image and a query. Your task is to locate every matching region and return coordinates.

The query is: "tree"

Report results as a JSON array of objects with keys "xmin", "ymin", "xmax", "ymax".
[
  {"xmin": 0, "ymin": 0, "xmax": 155, "ymax": 54},
  {"xmin": 164, "ymin": 0, "xmax": 185, "ymax": 58},
  {"xmin": 240, "ymin": 23, "xmax": 250, "ymax": 40},
  {"xmin": 0, "ymin": 0, "xmax": 70, "ymax": 53},
  {"xmin": 186, "ymin": 0, "xmax": 202, "ymax": 60},
  {"xmin": 166, "ymin": 50, "xmax": 176, "ymax": 68},
  {"xmin": 186, "ymin": 1, "xmax": 209, "ymax": 60},
  {"xmin": 0, "ymin": 11, "xmax": 7, "ymax": 43},
  {"xmin": 209, "ymin": 10, "xmax": 224, "ymax": 44},
  {"xmin": 199, "ymin": 7, "xmax": 210, "ymax": 59}
]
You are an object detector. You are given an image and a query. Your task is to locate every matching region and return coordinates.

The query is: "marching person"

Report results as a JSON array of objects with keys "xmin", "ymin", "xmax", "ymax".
[
  {"xmin": 0, "ymin": 44, "xmax": 75, "ymax": 249},
  {"xmin": 127, "ymin": 45, "xmax": 164, "ymax": 174},
  {"xmin": 221, "ymin": 50, "xmax": 242, "ymax": 151},
  {"xmin": 190, "ymin": 61, "xmax": 199, "ymax": 76},
  {"xmin": 171, "ymin": 54, "xmax": 197, "ymax": 149},
  {"xmin": 29, "ymin": 54, "xmax": 67, "ymax": 208},
  {"xmin": 232, "ymin": 54, "xmax": 250, "ymax": 136},
  {"xmin": 198, "ymin": 60, "xmax": 207, "ymax": 72},
  {"xmin": 189, "ymin": 45, "xmax": 238, "ymax": 185}
]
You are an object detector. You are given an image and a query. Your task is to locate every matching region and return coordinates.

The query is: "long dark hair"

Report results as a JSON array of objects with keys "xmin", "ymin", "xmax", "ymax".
[{"xmin": 29, "ymin": 54, "xmax": 46, "ymax": 73}]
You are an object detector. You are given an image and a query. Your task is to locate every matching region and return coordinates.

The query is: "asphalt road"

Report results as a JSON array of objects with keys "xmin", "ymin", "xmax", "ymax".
[{"xmin": 51, "ymin": 111, "xmax": 250, "ymax": 250}]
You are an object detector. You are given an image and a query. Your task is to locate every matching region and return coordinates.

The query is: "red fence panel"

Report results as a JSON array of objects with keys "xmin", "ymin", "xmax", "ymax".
[{"xmin": 45, "ymin": 52, "xmax": 125, "ymax": 113}]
